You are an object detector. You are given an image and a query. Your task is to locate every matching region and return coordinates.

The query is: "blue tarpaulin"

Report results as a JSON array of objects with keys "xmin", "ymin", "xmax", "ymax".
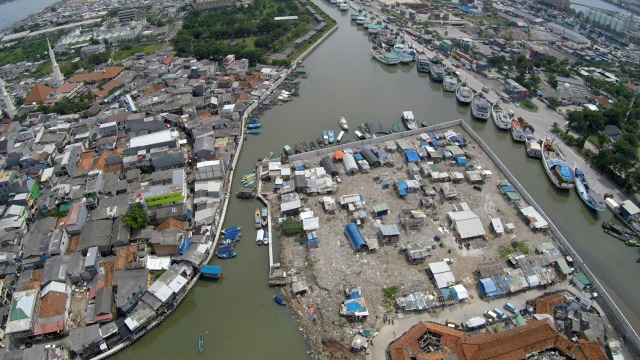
[
  {"xmin": 224, "ymin": 231, "xmax": 239, "ymax": 239},
  {"xmin": 345, "ymin": 223, "xmax": 368, "ymax": 251},
  {"xmin": 179, "ymin": 237, "xmax": 191, "ymax": 255},
  {"xmin": 501, "ymin": 185, "xmax": 516, "ymax": 193},
  {"xmin": 200, "ymin": 265, "xmax": 221, "ymax": 276},
  {"xmin": 404, "ymin": 150, "xmax": 420, "ymax": 163},
  {"xmin": 454, "ymin": 157, "xmax": 468, "ymax": 164},
  {"xmin": 430, "ymin": 139, "xmax": 440, "ymax": 147}
]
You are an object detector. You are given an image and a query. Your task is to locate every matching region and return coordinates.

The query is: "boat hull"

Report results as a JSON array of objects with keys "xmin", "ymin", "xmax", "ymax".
[
  {"xmin": 574, "ymin": 166, "xmax": 606, "ymax": 211},
  {"xmin": 491, "ymin": 104, "xmax": 511, "ymax": 130},
  {"xmin": 541, "ymin": 139, "xmax": 574, "ymax": 190}
]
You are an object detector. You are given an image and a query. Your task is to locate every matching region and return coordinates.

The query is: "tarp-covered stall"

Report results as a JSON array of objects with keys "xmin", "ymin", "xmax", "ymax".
[
  {"xmin": 345, "ymin": 223, "xmax": 368, "ymax": 251},
  {"xmin": 342, "ymin": 152, "xmax": 358, "ymax": 175},
  {"xmin": 320, "ymin": 156, "xmax": 339, "ymax": 177}
]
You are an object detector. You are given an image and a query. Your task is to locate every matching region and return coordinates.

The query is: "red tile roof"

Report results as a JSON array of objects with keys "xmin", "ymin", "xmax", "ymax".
[
  {"xmin": 67, "ymin": 66, "xmax": 124, "ymax": 83},
  {"xmin": 24, "ymin": 83, "xmax": 55, "ymax": 104},
  {"xmin": 388, "ymin": 319, "xmax": 608, "ymax": 360},
  {"xmin": 156, "ymin": 218, "xmax": 185, "ymax": 232}
]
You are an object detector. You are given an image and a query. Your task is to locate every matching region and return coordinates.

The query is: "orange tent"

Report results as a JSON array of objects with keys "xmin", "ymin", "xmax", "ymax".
[{"xmin": 333, "ymin": 150, "xmax": 344, "ymax": 161}]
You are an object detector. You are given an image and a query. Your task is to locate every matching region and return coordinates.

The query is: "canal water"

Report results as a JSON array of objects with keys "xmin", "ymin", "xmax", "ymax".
[{"xmin": 118, "ymin": 1, "xmax": 639, "ymax": 359}]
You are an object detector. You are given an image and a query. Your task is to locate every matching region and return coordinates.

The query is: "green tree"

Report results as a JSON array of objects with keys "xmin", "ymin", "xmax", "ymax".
[{"xmin": 122, "ymin": 203, "xmax": 149, "ymax": 229}]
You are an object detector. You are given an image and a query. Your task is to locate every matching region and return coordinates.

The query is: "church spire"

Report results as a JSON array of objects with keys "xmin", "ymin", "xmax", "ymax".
[
  {"xmin": 47, "ymin": 37, "xmax": 64, "ymax": 88},
  {"xmin": 0, "ymin": 77, "xmax": 16, "ymax": 119}
]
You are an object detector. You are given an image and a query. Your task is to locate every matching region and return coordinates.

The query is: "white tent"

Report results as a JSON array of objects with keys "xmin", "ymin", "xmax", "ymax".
[{"xmin": 451, "ymin": 284, "xmax": 469, "ymax": 300}]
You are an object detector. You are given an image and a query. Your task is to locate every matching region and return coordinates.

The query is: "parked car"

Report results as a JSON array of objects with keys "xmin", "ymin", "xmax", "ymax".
[{"xmin": 504, "ymin": 302, "xmax": 518, "ymax": 314}]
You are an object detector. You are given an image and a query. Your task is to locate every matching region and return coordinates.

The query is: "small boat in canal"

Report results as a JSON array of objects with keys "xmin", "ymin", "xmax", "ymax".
[
  {"xmin": 254, "ymin": 208, "xmax": 261, "ymax": 229},
  {"xmin": 471, "ymin": 94, "xmax": 490, "ymax": 120},
  {"xmin": 247, "ymin": 122, "xmax": 261, "ymax": 129},
  {"xmin": 402, "ymin": 111, "xmax": 417, "ymax": 130},
  {"xmin": 222, "ymin": 226, "xmax": 240, "ymax": 234},
  {"xmin": 337, "ymin": 130, "xmax": 345, "ymax": 143},
  {"xmin": 491, "ymin": 102, "xmax": 511, "ymax": 130},
  {"xmin": 273, "ymin": 294, "xmax": 286, "ymax": 306},
  {"xmin": 602, "ymin": 221, "xmax": 636, "ymax": 242},
  {"xmin": 247, "ymin": 129, "xmax": 261, "ymax": 135},
  {"xmin": 241, "ymin": 169, "xmax": 256, "ymax": 183},
  {"xmin": 322, "ymin": 130, "xmax": 329, "ymax": 145},
  {"xmin": 455, "ymin": 81, "xmax": 474, "ymax": 105},
  {"xmin": 216, "ymin": 245, "xmax": 237, "ymax": 259},
  {"xmin": 328, "ymin": 130, "xmax": 335, "ymax": 144},
  {"xmin": 574, "ymin": 165, "xmax": 606, "ymax": 212},
  {"xmin": 317, "ymin": 136, "xmax": 325, "ymax": 147},
  {"xmin": 262, "ymin": 230, "xmax": 269, "ymax": 245},
  {"xmin": 199, "ymin": 335, "xmax": 204, "ymax": 354},
  {"xmin": 256, "ymin": 229, "xmax": 264, "ymax": 245},
  {"xmin": 310, "ymin": 141, "xmax": 316, "ymax": 150},
  {"xmin": 262, "ymin": 151, "xmax": 274, "ymax": 161},
  {"xmin": 283, "ymin": 144, "xmax": 293, "ymax": 156},
  {"xmin": 354, "ymin": 130, "xmax": 366, "ymax": 140},
  {"xmin": 525, "ymin": 137, "xmax": 542, "ymax": 159},
  {"xmin": 200, "ymin": 265, "xmax": 222, "ymax": 279},
  {"xmin": 371, "ymin": 44, "xmax": 400, "ymax": 65},
  {"xmin": 261, "ymin": 207, "xmax": 268, "ymax": 227},
  {"xmin": 391, "ymin": 123, "xmax": 404, "ymax": 133},
  {"xmin": 339, "ymin": 117, "xmax": 349, "ymax": 130}
]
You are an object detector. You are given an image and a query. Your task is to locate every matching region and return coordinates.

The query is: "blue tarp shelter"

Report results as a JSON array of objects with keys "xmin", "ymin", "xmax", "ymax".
[
  {"xmin": 501, "ymin": 185, "xmax": 516, "ymax": 193},
  {"xmin": 454, "ymin": 157, "xmax": 468, "ymax": 165},
  {"xmin": 354, "ymin": 153, "xmax": 364, "ymax": 161},
  {"xmin": 395, "ymin": 181, "xmax": 407, "ymax": 197},
  {"xmin": 179, "ymin": 237, "xmax": 191, "ymax": 255},
  {"xmin": 478, "ymin": 278, "xmax": 499, "ymax": 297},
  {"xmin": 404, "ymin": 150, "xmax": 420, "ymax": 163},
  {"xmin": 345, "ymin": 223, "xmax": 368, "ymax": 251},
  {"xmin": 430, "ymin": 138, "xmax": 440, "ymax": 147}
]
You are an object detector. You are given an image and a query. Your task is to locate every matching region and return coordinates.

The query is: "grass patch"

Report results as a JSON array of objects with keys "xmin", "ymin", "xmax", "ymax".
[
  {"xmin": 114, "ymin": 43, "xmax": 165, "ymax": 61},
  {"xmin": 471, "ymin": 16, "xmax": 511, "ymax": 26},
  {"xmin": 382, "ymin": 285, "xmax": 399, "ymax": 309},
  {"xmin": 26, "ymin": 62, "xmax": 52, "ymax": 79},
  {"xmin": 511, "ymin": 240, "xmax": 529, "ymax": 254},
  {"xmin": 497, "ymin": 245, "xmax": 514, "ymax": 259},
  {"xmin": 521, "ymin": 101, "xmax": 538, "ymax": 111}
]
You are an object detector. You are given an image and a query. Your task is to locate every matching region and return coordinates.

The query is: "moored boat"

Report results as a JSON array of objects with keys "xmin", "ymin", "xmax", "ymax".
[
  {"xmin": 402, "ymin": 110, "xmax": 417, "ymax": 130},
  {"xmin": 317, "ymin": 136, "xmax": 325, "ymax": 147},
  {"xmin": 322, "ymin": 130, "xmax": 329, "ymax": 145},
  {"xmin": 310, "ymin": 141, "xmax": 316, "ymax": 150},
  {"xmin": 256, "ymin": 229, "xmax": 264, "ymax": 245},
  {"xmin": 262, "ymin": 231, "xmax": 269, "ymax": 245},
  {"xmin": 455, "ymin": 81, "xmax": 474, "ymax": 104},
  {"xmin": 471, "ymin": 95, "xmax": 490, "ymax": 120},
  {"xmin": 241, "ymin": 169, "xmax": 256, "ymax": 183},
  {"xmin": 541, "ymin": 137, "xmax": 574, "ymax": 190},
  {"xmin": 247, "ymin": 122, "xmax": 261, "ymax": 129},
  {"xmin": 247, "ymin": 128, "xmax": 261, "ymax": 135},
  {"xmin": 368, "ymin": 23, "xmax": 383, "ymax": 34},
  {"xmin": 525, "ymin": 137, "xmax": 542, "ymax": 158},
  {"xmin": 328, "ymin": 129, "xmax": 335, "ymax": 144},
  {"xmin": 199, "ymin": 335, "xmax": 204, "ymax": 354},
  {"xmin": 354, "ymin": 130, "xmax": 366, "ymax": 140},
  {"xmin": 200, "ymin": 265, "xmax": 222, "ymax": 279},
  {"xmin": 283, "ymin": 144, "xmax": 293, "ymax": 156},
  {"xmin": 337, "ymin": 130, "xmax": 345, "ymax": 143},
  {"xmin": 602, "ymin": 221, "xmax": 636, "ymax": 241},
  {"xmin": 351, "ymin": 9, "xmax": 363, "ymax": 20},
  {"xmin": 339, "ymin": 2, "xmax": 349, "ymax": 10},
  {"xmin": 216, "ymin": 245, "xmax": 237, "ymax": 259},
  {"xmin": 273, "ymin": 294, "xmax": 286, "ymax": 305},
  {"xmin": 339, "ymin": 117, "xmax": 349, "ymax": 130},
  {"xmin": 261, "ymin": 207, "xmax": 268, "ymax": 227},
  {"xmin": 254, "ymin": 208, "xmax": 261, "ymax": 229},
  {"xmin": 416, "ymin": 53, "xmax": 430, "ymax": 73},
  {"xmin": 262, "ymin": 151, "xmax": 274, "ymax": 161},
  {"xmin": 356, "ymin": 15, "xmax": 368, "ymax": 25},
  {"xmin": 491, "ymin": 102, "xmax": 511, "ymax": 130},
  {"xmin": 222, "ymin": 226, "xmax": 240, "ymax": 234},
  {"xmin": 443, "ymin": 75, "xmax": 457, "ymax": 92},
  {"xmin": 574, "ymin": 165, "xmax": 606, "ymax": 211},
  {"xmin": 371, "ymin": 45, "xmax": 400, "ymax": 65},
  {"xmin": 429, "ymin": 56, "xmax": 444, "ymax": 81}
]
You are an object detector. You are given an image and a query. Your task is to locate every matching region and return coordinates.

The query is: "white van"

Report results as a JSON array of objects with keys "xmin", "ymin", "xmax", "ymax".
[{"xmin": 484, "ymin": 310, "xmax": 498, "ymax": 320}]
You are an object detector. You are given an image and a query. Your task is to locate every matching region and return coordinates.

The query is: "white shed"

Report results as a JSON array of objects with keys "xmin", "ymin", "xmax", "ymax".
[{"xmin": 342, "ymin": 152, "xmax": 358, "ymax": 175}]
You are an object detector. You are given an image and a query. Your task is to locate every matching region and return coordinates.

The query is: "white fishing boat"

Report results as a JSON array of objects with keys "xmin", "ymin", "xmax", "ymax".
[
  {"xmin": 416, "ymin": 53, "xmax": 430, "ymax": 73},
  {"xmin": 455, "ymin": 81, "xmax": 474, "ymax": 105},
  {"xmin": 443, "ymin": 75, "xmax": 457, "ymax": 92},
  {"xmin": 402, "ymin": 111, "xmax": 417, "ymax": 130},
  {"xmin": 371, "ymin": 45, "xmax": 400, "ymax": 65},
  {"xmin": 368, "ymin": 23, "xmax": 383, "ymax": 34},
  {"xmin": 471, "ymin": 95, "xmax": 490, "ymax": 120},
  {"xmin": 356, "ymin": 15, "xmax": 368, "ymax": 25},
  {"xmin": 337, "ymin": 130, "xmax": 345, "ymax": 142},
  {"xmin": 429, "ymin": 56, "xmax": 444, "ymax": 82},
  {"xmin": 256, "ymin": 229, "xmax": 264, "ymax": 245},
  {"xmin": 491, "ymin": 102, "xmax": 511, "ymax": 130},
  {"xmin": 351, "ymin": 10, "xmax": 364, "ymax": 20},
  {"xmin": 339, "ymin": 117, "xmax": 349, "ymax": 130},
  {"xmin": 541, "ymin": 137, "xmax": 574, "ymax": 190}
]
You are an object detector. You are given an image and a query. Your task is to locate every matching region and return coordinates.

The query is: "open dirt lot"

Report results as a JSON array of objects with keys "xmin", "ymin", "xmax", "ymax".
[{"xmin": 268, "ymin": 126, "xmax": 562, "ymax": 359}]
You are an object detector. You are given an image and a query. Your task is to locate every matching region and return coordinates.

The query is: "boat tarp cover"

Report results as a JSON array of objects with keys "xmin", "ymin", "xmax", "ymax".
[
  {"xmin": 345, "ymin": 223, "xmax": 368, "ymax": 251},
  {"xmin": 404, "ymin": 150, "xmax": 420, "ymax": 163},
  {"xmin": 218, "ymin": 245, "xmax": 233, "ymax": 254},
  {"xmin": 558, "ymin": 165, "xmax": 573, "ymax": 180},
  {"xmin": 224, "ymin": 231, "xmax": 239, "ymax": 239},
  {"xmin": 200, "ymin": 265, "xmax": 221, "ymax": 276}
]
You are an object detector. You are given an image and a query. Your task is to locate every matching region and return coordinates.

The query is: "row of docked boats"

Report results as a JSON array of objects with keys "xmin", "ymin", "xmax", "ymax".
[{"xmin": 217, "ymin": 226, "xmax": 241, "ymax": 259}]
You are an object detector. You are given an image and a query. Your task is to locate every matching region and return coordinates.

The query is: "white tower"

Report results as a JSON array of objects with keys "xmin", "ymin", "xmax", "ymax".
[
  {"xmin": 47, "ymin": 38, "xmax": 64, "ymax": 88},
  {"xmin": 0, "ymin": 77, "xmax": 16, "ymax": 119}
]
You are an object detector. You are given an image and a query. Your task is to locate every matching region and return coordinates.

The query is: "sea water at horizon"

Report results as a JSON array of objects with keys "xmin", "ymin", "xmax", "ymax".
[{"xmin": 0, "ymin": 0, "xmax": 60, "ymax": 30}]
